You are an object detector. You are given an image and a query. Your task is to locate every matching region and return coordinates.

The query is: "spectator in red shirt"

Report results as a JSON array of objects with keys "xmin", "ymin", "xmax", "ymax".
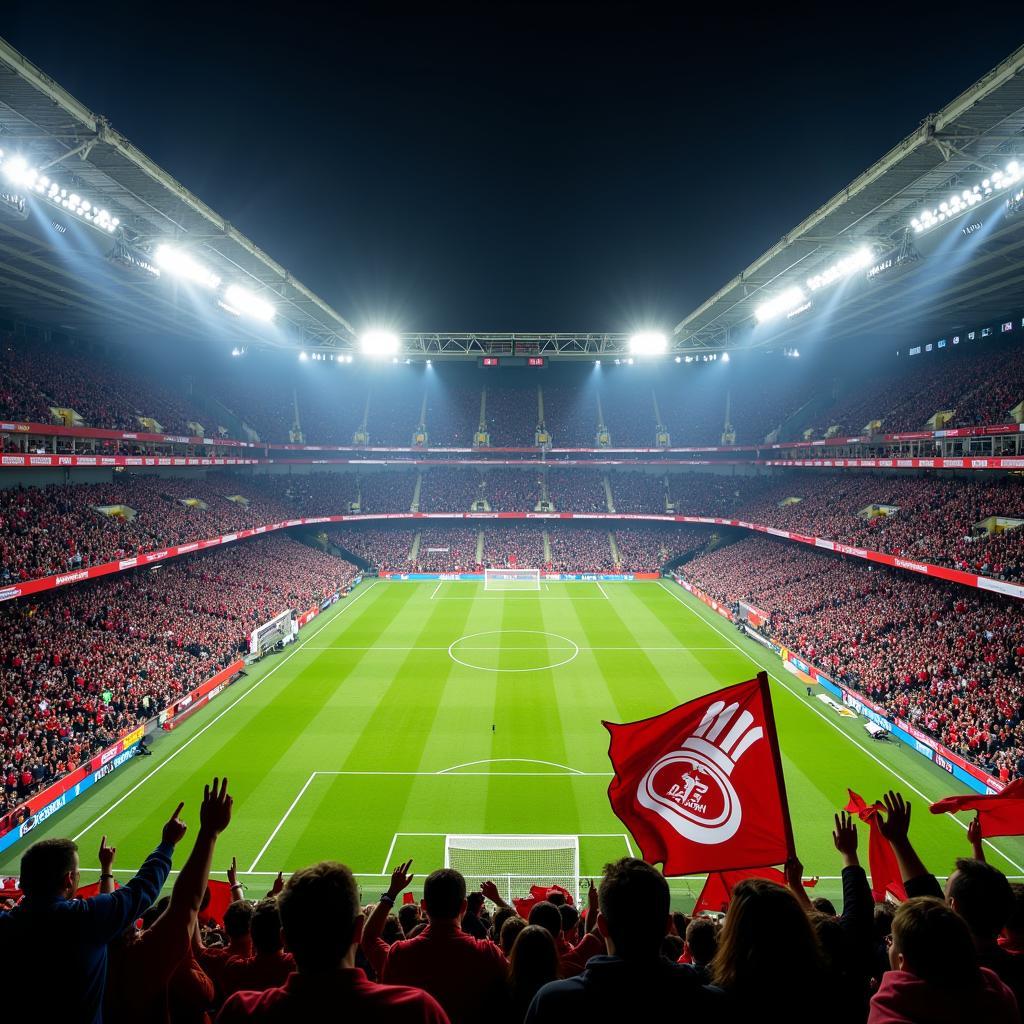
[
  {"xmin": 216, "ymin": 861, "xmax": 447, "ymax": 1024},
  {"xmin": 220, "ymin": 898, "xmax": 294, "ymax": 997},
  {"xmin": 362, "ymin": 861, "xmax": 508, "ymax": 1024}
]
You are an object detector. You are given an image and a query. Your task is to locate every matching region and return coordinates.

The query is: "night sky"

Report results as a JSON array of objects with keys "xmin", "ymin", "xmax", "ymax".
[{"xmin": 3, "ymin": 4, "xmax": 1022, "ymax": 332}]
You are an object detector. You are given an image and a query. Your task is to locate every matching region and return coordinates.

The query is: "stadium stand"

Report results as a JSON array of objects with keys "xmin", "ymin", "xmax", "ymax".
[{"xmin": 0, "ymin": 535, "xmax": 357, "ymax": 818}]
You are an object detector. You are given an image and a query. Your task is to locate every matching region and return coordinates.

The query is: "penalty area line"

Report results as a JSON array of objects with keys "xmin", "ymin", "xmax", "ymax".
[
  {"xmin": 70, "ymin": 580, "xmax": 380, "ymax": 844},
  {"xmin": 656, "ymin": 580, "xmax": 1024, "ymax": 875}
]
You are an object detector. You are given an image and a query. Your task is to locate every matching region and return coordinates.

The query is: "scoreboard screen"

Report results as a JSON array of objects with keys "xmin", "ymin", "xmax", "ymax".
[{"xmin": 477, "ymin": 356, "xmax": 546, "ymax": 368}]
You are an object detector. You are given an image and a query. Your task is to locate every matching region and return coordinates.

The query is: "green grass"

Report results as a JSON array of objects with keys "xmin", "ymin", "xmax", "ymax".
[{"xmin": 7, "ymin": 579, "xmax": 1024, "ymax": 910}]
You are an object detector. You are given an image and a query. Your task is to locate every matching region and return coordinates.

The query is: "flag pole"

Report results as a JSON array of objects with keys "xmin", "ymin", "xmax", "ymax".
[{"xmin": 757, "ymin": 670, "xmax": 796, "ymax": 860}]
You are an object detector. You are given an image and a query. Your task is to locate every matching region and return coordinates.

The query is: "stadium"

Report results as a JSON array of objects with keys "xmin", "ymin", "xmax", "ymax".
[{"xmin": 3, "ymin": 13, "xmax": 1024, "ymax": 1023}]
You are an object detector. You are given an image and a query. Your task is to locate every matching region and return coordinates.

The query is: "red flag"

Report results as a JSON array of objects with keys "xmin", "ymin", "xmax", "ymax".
[
  {"xmin": 930, "ymin": 779, "xmax": 1024, "ymax": 837},
  {"xmin": 604, "ymin": 674, "xmax": 794, "ymax": 875},
  {"xmin": 203, "ymin": 879, "xmax": 236, "ymax": 927},
  {"xmin": 402, "ymin": 892, "xmax": 416, "ymax": 906},
  {"xmin": 692, "ymin": 867, "xmax": 786, "ymax": 915},
  {"xmin": 845, "ymin": 790, "xmax": 906, "ymax": 902},
  {"xmin": 512, "ymin": 883, "xmax": 575, "ymax": 919}
]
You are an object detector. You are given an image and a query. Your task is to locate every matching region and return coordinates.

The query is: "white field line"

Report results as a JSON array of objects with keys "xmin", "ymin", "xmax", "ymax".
[
  {"xmin": 430, "ymin": 581, "xmax": 443, "ymax": 600},
  {"xmin": 315, "ymin": 770, "xmax": 612, "ymax": 777},
  {"xmin": 381, "ymin": 832, "xmax": 401, "ymax": 875},
  {"xmin": 596, "ymin": 581, "xmax": 610, "ymax": 600},
  {"xmin": 656, "ymin": 580, "xmax": 1024, "ymax": 875},
  {"xmin": 437, "ymin": 758, "xmax": 585, "ymax": 775},
  {"xmin": 71, "ymin": 580, "xmax": 381, "ymax": 843},
  {"xmin": 248, "ymin": 772, "xmax": 318, "ymax": 872},
  {"xmin": 299, "ymin": 645, "xmax": 733, "ymax": 652}
]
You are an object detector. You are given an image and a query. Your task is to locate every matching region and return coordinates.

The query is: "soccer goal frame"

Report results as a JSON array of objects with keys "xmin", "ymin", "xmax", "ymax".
[
  {"xmin": 444, "ymin": 834, "xmax": 580, "ymax": 902},
  {"xmin": 484, "ymin": 568, "xmax": 541, "ymax": 591}
]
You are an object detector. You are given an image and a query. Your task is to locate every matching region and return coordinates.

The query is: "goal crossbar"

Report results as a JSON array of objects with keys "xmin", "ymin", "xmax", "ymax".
[{"xmin": 444, "ymin": 833, "xmax": 579, "ymax": 902}]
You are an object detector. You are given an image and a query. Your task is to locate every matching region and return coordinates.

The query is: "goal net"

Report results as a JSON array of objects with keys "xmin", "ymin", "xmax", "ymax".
[
  {"xmin": 444, "ymin": 834, "xmax": 579, "ymax": 902},
  {"xmin": 484, "ymin": 568, "xmax": 541, "ymax": 591}
]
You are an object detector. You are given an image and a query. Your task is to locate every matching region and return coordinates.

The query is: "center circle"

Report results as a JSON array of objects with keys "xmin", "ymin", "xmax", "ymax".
[{"xmin": 447, "ymin": 629, "xmax": 580, "ymax": 673}]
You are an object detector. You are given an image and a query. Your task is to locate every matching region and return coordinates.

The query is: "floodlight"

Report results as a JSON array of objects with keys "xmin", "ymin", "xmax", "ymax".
[
  {"xmin": 755, "ymin": 286, "xmax": 806, "ymax": 324},
  {"xmin": 628, "ymin": 331, "xmax": 668, "ymax": 355},
  {"xmin": 299, "ymin": 351, "xmax": 308, "ymax": 361},
  {"xmin": 223, "ymin": 284, "xmax": 275, "ymax": 322},
  {"xmin": 154, "ymin": 245, "xmax": 222, "ymax": 290},
  {"xmin": 674, "ymin": 356, "xmax": 681, "ymax": 363},
  {"xmin": 721, "ymin": 352, "xmax": 730, "ymax": 362},
  {"xmin": 805, "ymin": 248, "xmax": 872, "ymax": 291},
  {"xmin": 360, "ymin": 329, "xmax": 401, "ymax": 357}
]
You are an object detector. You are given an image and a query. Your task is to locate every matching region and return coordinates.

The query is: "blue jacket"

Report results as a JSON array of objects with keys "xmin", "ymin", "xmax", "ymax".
[{"xmin": 0, "ymin": 841, "xmax": 174, "ymax": 1024}]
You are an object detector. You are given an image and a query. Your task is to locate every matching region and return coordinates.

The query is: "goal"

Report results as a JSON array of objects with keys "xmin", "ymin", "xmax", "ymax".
[
  {"xmin": 444, "ymin": 834, "xmax": 579, "ymax": 902},
  {"xmin": 484, "ymin": 568, "xmax": 541, "ymax": 591}
]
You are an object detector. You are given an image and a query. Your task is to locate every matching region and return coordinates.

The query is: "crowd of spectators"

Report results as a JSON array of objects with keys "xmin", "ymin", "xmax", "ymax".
[
  {"xmin": 0, "ymin": 335, "xmax": 213, "ymax": 436},
  {"xmin": 0, "ymin": 535, "xmax": 358, "ymax": 819},
  {"xmin": 612, "ymin": 527, "xmax": 710, "ymax": 572},
  {"xmin": 484, "ymin": 385, "xmax": 540, "ymax": 448},
  {"xmin": 327, "ymin": 528, "xmax": 416, "ymax": 570},
  {"xmin": 681, "ymin": 535, "xmax": 1024, "ymax": 780},
  {"xmin": 740, "ymin": 473, "xmax": 1024, "ymax": 582},
  {"xmin": 415, "ymin": 529, "xmax": 481, "ymax": 572},
  {"xmin": 480, "ymin": 525, "xmax": 546, "ymax": 568},
  {"xmin": 538, "ymin": 385, "xmax": 601, "ymax": 447},
  {"xmin": 424, "ymin": 383, "xmax": 483, "ymax": 447},
  {"xmin": 6, "ymin": 782, "xmax": 1022, "ymax": 1024},
  {"xmin": 485, "ymin": 471, "xmax": 541, "ymax": 511},
  {"xmin": 545, "ymin": 469, "xmax": 607, "ymax": 512},
  {"xmin": 547, "ymin": 529, "xmax": 614, "ymax": 574},
  {"xmin": 611, "ymin": 471, "xmax": 668, "ymax": 513},
  {"xmin": 419, "ymin": 469, "xmax": 484, "ymax": 512}
]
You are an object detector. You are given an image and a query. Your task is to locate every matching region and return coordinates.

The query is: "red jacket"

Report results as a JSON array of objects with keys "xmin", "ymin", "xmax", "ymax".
[
  {"xmin": 216, "ymin": 968, "xmax": 448, "ymax": 1023},
  {"xmin": 220, "ymin": 950, "xmax": 295, "ymax": 997},
  {"xmin": 868, "ymin": 967, "xmax": 1019, "ymax": 1024}
]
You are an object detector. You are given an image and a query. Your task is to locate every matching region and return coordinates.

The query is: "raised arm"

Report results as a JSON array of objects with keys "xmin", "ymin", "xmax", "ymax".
[
  {"xmin": 480, "ymin": 879, "xmax": 512, "ymax": 914},
  {"xmin": 361, "ymin": 859, "xmax": 414, "ymax": 976},
  {"xmin": 877, "ymin": 790, "xmax": 941, "ymax": 897},
  {"xmin": 968, "ymin": 814, "xmax": 986, "ymax": 862},
  {"xmin": 784, "ymin": 854, "xmax": 813, "ymax": 911}
]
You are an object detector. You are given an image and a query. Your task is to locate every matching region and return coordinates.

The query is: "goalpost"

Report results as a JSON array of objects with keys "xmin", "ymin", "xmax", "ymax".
[
  {"xmin": 484, "ymin": 568, "xmax": 541, "ymax": 591},
  {"xmin": 445, "ymin": 834, "xmax": 580, "ymax": 902}
]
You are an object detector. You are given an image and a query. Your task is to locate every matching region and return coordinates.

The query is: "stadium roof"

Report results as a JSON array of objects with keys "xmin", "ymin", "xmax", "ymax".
[
  {"xmin": 0, "ymin": 36, "xmax": 357, "ymax": 352},
  {"xmin": 673, "ymin": 44, "xmax": 1024, "ymax": 353}
]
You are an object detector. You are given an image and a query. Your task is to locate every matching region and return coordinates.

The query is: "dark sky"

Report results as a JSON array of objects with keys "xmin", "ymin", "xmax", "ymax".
[{"xmin": 4, "ymin": 3, "xmax": 1023, "ymax": 332}]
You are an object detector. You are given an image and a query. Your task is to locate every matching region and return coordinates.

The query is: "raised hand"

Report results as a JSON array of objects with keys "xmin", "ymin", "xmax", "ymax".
[
  {"xmin": 199, "ymin": 777, "xmax": 233, "ymax": 836},
  {"xmin": 784, "ymin": 855, "xmax": 804, "ymax": 889},
  {"xmin": 270, "ymin": 871, "xmax": 285, "ymax": 897},
  {"xmin": 833, "ymin": 811, "xmax": 858, "ymax": 863},
  {"xmin": 386, "ymin": 859, "xmax": 414, "ymax": 900},
  {"xmin": 162, "ymin": 802, "xmax": 188, "ymax": 847},
  {"xmin": 227, "ymin": 856, "xmax": 239, "ymax": 888},
  {"xmin": 968, "ymin": 814, "xmax": 985, "ymax": 861},
  {"xmin": 98, "ymin": 834, "xmax": 117, "ymax": 871},
  {"xmin": 480, "ymin": 879, "xmax": 503, "ymax": 904},
  {"xmin": 877, "ymin": 791, "xmax": 912, "ymax": 846}
]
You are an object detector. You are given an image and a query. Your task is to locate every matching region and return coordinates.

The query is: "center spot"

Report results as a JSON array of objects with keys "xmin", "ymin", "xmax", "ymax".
[{"xmin": 447, "ymin": 629, "xmax": 580, "ymax": 673}]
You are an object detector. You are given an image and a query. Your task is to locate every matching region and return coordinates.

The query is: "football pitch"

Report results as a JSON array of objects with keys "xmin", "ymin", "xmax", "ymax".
[{"xmin": 7, "ymin": 578, "xmax": 1024, "ymax": 909}]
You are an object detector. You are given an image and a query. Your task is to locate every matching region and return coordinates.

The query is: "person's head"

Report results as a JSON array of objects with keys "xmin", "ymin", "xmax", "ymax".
[
  {"xmin": 423, "ymin": 868, "xmax": 467, "ymax": 922},
  {"xmin": 597, "ymin": 858, "xmax": 670, "ymax": 960},
  {"xmin": 889, "ymin": 897, "xmax": 982, "ymax": 989},
  {"xmin": 945, "ymin": 858, "xmax": 1013, "ymax": 943},
  {"xmin": 812, "ymin": 897, "xmax": 837, "ymax": 917},
  {"xmin": 546, "ymin": 890, "xmax": 567, "ymax": 907},
  {"xmin": 278, "ymin": 862, "xmax": 362, "ymax": 974},
  {"xmin": 671, "ymin": 911, "xmax": 689, "ymax": 939},
  {"xmin": 398, "ymin": 903, "xmax": 421, "ymax": 937},
  {"xmin": 529, "ymin": 901, "xmax": 562, "ymax": 940},
  {"xmin": 660, "ymin": 934, "xmax": 684, "ymax": 961},
  {"xmin": 382, "ymin": 913, "xmax": 403, "ymax": 943},
  {"xmin": 500, "ymin": 914, "xmax": 528, "ymax": 956},
  {"xmin": 19, "ymin": 838, "xmax": 78, "ymax": 900},
  {"xmin": 465, "ymin": 891, "xmax": 485, "ymax": 918},
  {"xmin": 1005, "ymin": 883, "xmax": 1024, "ymax": 939},
  {"xmin": 141, "ymin": 895, "xmax": 171, "ymax": 931},
  {"xmin": 712, "ymin": 878, "xmax": 822, "ymax": 990},
  {"xmin": 224, "ymin": 900, "xmax": 254, "ymax": 941},
  {"xmin": 685, "ymin": 916, "xmax": 718, "ymax": 966},
  {"xmin": 490, "ymin": 906, "xmax": 515, "ymax": 943},
  {"xmin": 873, "ymin": 905, "xmax": 894, "ymax": 942},
  {"xmin": 558, "ymin": 903, "xmax": 580, "ymax": 941},
  {"xmin": 251, "ymin": 898, "xmax": 284, "ymax": 955},
  {"xmin": 508, "ymin": 925, "xmax": 560, "ymax": 998}
]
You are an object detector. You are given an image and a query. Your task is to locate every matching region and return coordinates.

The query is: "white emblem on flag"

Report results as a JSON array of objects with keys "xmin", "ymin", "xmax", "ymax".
[{"xmin": 636, "ymin": 699, "xmax": 764, "ymax": 845}]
